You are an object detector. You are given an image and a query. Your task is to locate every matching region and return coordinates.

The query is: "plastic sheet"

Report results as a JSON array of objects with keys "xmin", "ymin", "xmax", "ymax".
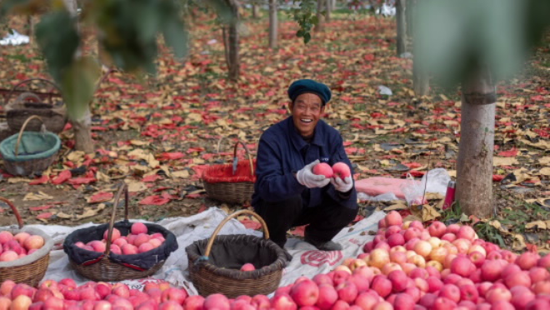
[{"xmin": 0, "ymin": 30, "xmax": 29, "ymax": 46}]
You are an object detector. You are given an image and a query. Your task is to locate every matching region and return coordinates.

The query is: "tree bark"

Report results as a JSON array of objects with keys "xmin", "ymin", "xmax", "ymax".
[
  {"xmin": 64, "ymin": 0, "xmax": 94, "ymax": 153},
  {"xmin": 396, "ymin": 0, "xmax": 407, "ymax": 56},
  {"xmin": 222, "ymin": 0, "xmax": 240, "ymax": 81},
  {"xmin": 252, "ymin": 4, "xmax": 260, "ymax": 18},
  {"xmin": 456, "ymin": 66, "xmax": 496, "ymax": 218},
  {"xmin": 268, "ymin": 0, "xmax": 278, "ymax": 49},
  {"xmin": 315, "ymin": 0, "xmax": 324, "ymax": 32},
  {"xmin": 413, "ymin": 58, "xmax": 429, "ymax": 96},
  {"xmin": 325, "ymin": 0, "xmax": 331, "ymax": 22}
]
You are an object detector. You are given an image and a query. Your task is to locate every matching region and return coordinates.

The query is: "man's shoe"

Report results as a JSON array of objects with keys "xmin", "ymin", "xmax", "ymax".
[{"xmin": 305, "ymin": 237, "xmax": 343, "ymax": 251}]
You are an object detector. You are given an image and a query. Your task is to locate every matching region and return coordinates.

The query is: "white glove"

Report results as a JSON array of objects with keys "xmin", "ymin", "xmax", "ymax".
[
  {"xmin": 296, "ymin": 160, "xmax": 331, "ymax": 188},
  {"xmin": 331, "ymin": 176, "xmax": 353, "ymax": 193}
]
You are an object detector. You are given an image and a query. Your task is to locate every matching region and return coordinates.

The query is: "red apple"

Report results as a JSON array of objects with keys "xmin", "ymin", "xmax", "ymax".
[
  {"xmin": 10, "ymin": 295, "xmax": 32, "ymax": 310},
  {"xmin": 131, "ymin": 222, "xmax": 148, "ymax": 235},
  {"xmin": 250, "ymin": 295, "xmax": 270, "ymax": 310},
  {"xmin": 371, "ymin": 275, "xmax": 392, "ymax": 298},
  {"xmin": 270, "ymin": 293, "xmax": 297, "ymax": 310},
  {"xmin": 485, "ymin": 287, "xmax": 512, "ymax": 304},
  {"xmin": 393, "ymin": 293, "xmax": 415, "ymax": 310},
  {"xmin": 161, "ymin": 287, "xmax": 187, "ymax": 305},
  {"xmin": 439, "ymin": 284, "xmax": 460, "ymax": 303},
  {"xmin": 0, "ymin": 251, "xmax": 18, "ymax": 262},
  {"xmin": 516, "ymin": 252, "xmax": 539, "ymax": 270},
  {"xmin": 385, "ymin": 211, "xmax": 403, "ymax": 227},
  {"xmin": 456, "ymin": 226, "xmax": 476, "ymax": 241},
  {"xmin": 459, "ymin": 284, "xmax": 478, "ymax": 303},
  {"xmin": 44, "ymin": 296, "xmax": 64, "ymax": 310},
  {"xmin": 532, "ymin": 280, "xmax": 550, "ymax": 295},
  {"xmin": 240, "ymin": 263, "xmax": 256, "ymax": 272},
  {"xmin": 290, "ymin": 280, "xmax": 319, "ymax": 307},
  {"xmin": 450, "ymin": 256, "xmax": 474, "ymax": 278},
  {"xmin": 23, "ymin": 235, "xmax": 45, "ymax": 250},
  {"xmin": 355, "ymin": 291, "xmax": 380, "ymax": 310},
  {"xmin": 388, "ymin": 270, "xmax": 408, "ymax": 293},
  {"xmin": 183, "ymin": 295, "xmax": 206, "ymax": 310},
  {"xmin": 426, "ymin": 276, "xmax": 443, "ymax": 293},
  {"xmin": 431, "ymin": 297, "xmax": 457, "ymax": 310},
  {"xmin": 332, "ymin": 162, "xmax": 351, "ymax": 179},
  {"xmin": 313, "ymin": 163, "xmax": 333, "ymax": 178},
  {"xmin": 427, "ymin": 221, "xmax": 447, "ymax": 238}
]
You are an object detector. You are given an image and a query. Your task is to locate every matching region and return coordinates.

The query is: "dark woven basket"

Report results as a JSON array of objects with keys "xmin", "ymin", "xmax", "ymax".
[
  {"xmin": 0, "ymin": 197, "xmax": 53, "ymax": 287},
  {"xmin": 0, "ymin": 115, "xmax": 60, "ymax": 176},
  {"xmin": 5, "ymin": 79, "xmax": 67, "ymax": 134},
  {"xmin": 203, "ymin": 140, "xmax": 256, "ymax": 204},
  {"xmin": 65, "ymin": 183, "xmax": 178, "ymax": 282},
  {"xmin": 186, "ymin": 210, "xmax": 289, "ymax": 298}
]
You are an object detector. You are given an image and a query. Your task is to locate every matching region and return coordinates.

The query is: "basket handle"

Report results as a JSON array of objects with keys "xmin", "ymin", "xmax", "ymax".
[
  {"xmin": 0, "ymin": 197, "xmax": 24, "ymax": 229},
  {"xmin": 6, "ymin": 78, "xmax": 62, "ymax": 107},
  {"xmin": 232, "ymin": 141, "xmax": 254, "ymax": 177},
  {"xmin": 204, "ymin": 210, "xmax": 269, "ymax": 258},
  {"xmin": 14, "ymin": 115, "xmax": 45, "ymax": 157},
  {"xmin": 103, "ymin": 182, "xmax": 129, "ymax": 256}
]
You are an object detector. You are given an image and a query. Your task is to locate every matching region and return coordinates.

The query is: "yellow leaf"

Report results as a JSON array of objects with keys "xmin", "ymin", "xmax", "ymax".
[
  {"xmin": 539, "ymin": 167, "xmax": 550, "ymax": 176},
  {"xmin": 130, "ymin": 140, "xmax": 149, "ymax": 146},
  {"xmin": 385, "ymin": 203, "xmax": 408, "ymax": 211},
  {"xmin": 172, "ymin": 170, "xmax": 190, "ymax": 178},
  {"xmin": 421, "ymin": 205, "xmax": 441, "ymax": 222},
  {"xmin": 126, "ymin": 180, "xmax": 147, "ymax": 192},
  {"xmin": 493, "ymin": 157, "xmax": 519, "ymax": 166},
  {"xmin": 7, "ymin": 178, "xmax": 31, "ymax": 184},
  {"xmin": 525, "ymin": 221, "xmax": 550, "ymax": 230},
  {"xmin": 23, "ymin": 191, "xmax": 53, "ymax": 201}
]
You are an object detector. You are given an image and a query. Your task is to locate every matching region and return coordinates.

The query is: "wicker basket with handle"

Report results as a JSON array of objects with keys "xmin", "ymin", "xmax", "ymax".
[
  {"xmin": 186, "ymin": 210, "xmax": 289, "ymax": 298},
  {"xmin": 5, "ymin": 78, "xmax": 67, "ymax": 134},
  {"xmin": 64, "ymin": 183, "xmax": 178, "ymax": 281},
  {"xmin": 0, "ymin": 115, "xmax": 61, "ymax": 176},
  {"xmin": 202, "ymin": 140, "xmax": 256, "ymax": 204},
  {"xmin": 0, "ymin": 197, "xmax": 53, "ymax": 287}
]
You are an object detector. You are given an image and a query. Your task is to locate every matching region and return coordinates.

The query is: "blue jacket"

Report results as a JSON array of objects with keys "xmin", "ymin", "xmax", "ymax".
[{"xmin": 252, "ymin": 117, "xmax": 358, "ymax": 209}]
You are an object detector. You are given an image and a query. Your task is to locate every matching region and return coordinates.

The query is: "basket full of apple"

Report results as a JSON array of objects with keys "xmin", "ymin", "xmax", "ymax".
[
  {"xmin": 0, "ymin": 197, "xmax": 53, "ymax": 287},
  {"xmin": 63, "ymin": 183, "xmax": 178, "ymax": 282}
]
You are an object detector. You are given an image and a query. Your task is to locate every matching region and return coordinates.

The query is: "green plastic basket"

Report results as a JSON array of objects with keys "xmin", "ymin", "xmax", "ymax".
[{"xmin": 0, "ymin": 115, "xmax": 61, "ymax": 176}]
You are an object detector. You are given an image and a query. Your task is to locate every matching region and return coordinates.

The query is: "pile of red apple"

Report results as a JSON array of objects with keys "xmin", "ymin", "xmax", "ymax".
[
  {"xmin": 74, "ymin": 223, "xmax": 166, "ymax": 255},
  {"xmin": 315, "ymin": 211, "xmax": 550, "ymax": 310},
  {"xmin": 0, "ymin": 231, "xmax": 45, "ymax": 262},
  {"xmin": 313, "ymin": 162, "xmax": 351, "ymax": 179},
  {"xmin": 0, "ymin": 278, "xmax": 192, "ymax": 310}
]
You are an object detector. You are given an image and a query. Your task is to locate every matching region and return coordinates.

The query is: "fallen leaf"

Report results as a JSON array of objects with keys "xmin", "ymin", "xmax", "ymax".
[
  {"xmin": 493, "ymin": 157, "xmax": 519, "ymax": 166},
  {"xmin": 87, "ymin": 192, "xmax": 114, "ymax": 203},
  {"xmin": 139, "ymin": 195, "xmax": 170, "ymax": 205},
  {"xmin": 24, "ymin": 191, "xmax": 54, "ymax": 201},
  {"xmin": 525, "ymin": 221, "xmax": 550, "ymax": 230},
  {"xmin": 421, "ymin": 205, "xmax": 441, "ymax": 222}
]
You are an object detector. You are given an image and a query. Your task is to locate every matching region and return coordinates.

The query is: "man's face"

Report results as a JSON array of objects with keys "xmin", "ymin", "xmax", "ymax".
[{"xmin": 289, "ymin": 93, "xmax": 325, "ymax": 137}]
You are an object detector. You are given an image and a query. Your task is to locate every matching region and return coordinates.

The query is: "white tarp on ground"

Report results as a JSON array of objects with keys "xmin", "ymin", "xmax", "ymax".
[{"xmin": 0, "ymin": 207, "xmax": 384, "ymax": 295}]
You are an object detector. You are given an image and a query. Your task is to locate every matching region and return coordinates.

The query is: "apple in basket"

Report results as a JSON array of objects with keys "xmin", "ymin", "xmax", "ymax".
[
  {"xmin": 0, "ymin": 230, "xmax": 45, "ymax": 261},
  {"xmin": 240, "ymin": 263, "xmax": 256, "ymax": 271},
  {"xmin": 77, "ymin": 223, "xmax": 165, "ymax": 255}
]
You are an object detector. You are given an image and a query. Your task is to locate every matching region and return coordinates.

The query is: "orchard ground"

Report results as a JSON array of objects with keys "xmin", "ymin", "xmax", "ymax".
[{"xmin": 0, "ymin": 10, "xmax": 549, "ymax": 254}]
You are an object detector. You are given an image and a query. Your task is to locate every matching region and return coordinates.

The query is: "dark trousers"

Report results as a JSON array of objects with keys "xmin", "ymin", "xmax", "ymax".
[{"xmin": 254, "ymin": 195, "xmax": 358, "ymax": 248}]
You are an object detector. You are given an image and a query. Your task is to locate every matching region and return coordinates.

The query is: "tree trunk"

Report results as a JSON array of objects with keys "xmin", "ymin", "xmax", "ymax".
[
  {"xmin": 456, "ymin": 66, "xmax": 496, "ymax": 218},
  {"xmin": 222, "ymin": 0, "xmax": 240, "ymax": 81},
  {"xmin": 315, "ymin": 0, "xmax": 324, "ymax": 32},
  {"xmin": 413, "ymin": 58, "xmax": 429, "ymax": 96},
  {"xmin": 72, "ymin": 108, "xmax": 95, "ymax": 153},
  {"xmin": 252, "ymin": 4, "xmax": 260, "ymax": 18},
  {"xmin": 396, "ymin": 0, "xmax": 407, "ymax": 56},
  {"xmin": 64, "ymin": 0, "xmax": 94, "ymax": 153},
  {"xmin": 268, "ymin": 0, "xmax": 278, "ymax": 49},
  {"xmin": 325, "ymin": 0, "xmax": 331, "ymax": 22}
]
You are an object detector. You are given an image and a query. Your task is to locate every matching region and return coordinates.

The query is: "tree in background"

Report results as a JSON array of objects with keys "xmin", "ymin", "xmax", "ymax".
[
  {"xmin": 268, "ymin": 0, "xmax": 278, "ymax": 48},
  {"xmin": 415, "ymin": 0, "xmax": 550, "ymax": 218},
  {"xmin": 0, "ymin": 0, "xmax": 233, "ymax": 153}
]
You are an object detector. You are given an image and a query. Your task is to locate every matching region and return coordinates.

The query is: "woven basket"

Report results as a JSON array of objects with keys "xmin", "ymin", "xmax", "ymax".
[
  {"xmin": 0, "ymin": 115, "xmax": 61, "ymax": 176},
  {"xmin": 5, "ymin": 79, "xmax": 67, "ymax": 134},
  {"xmin": 186, "ymin": 210, "xmax": 289, "ymax": 298},
  {"xmin": 203, "ymin": 140, "xmax": 256, "ymax": 204},
  {"xmin": 0, "ymin": 197, "xmax": 53, "ymax": 287},
  {"xmin": 65, "ymin": 183, "xmax": 178, "ymax": 282}
]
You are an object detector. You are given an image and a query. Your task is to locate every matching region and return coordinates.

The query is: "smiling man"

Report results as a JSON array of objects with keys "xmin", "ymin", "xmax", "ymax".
[{"xmin": 252, "ymin": 79, "xmax": 358, "ymax": 251}]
